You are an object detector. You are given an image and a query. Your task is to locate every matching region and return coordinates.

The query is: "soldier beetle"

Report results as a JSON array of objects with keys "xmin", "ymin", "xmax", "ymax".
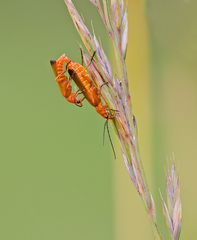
[
  {"xmin": 50, "ymin": 51, "xmax": 117, "ymax": 158},
  {"xmin": 50, "ymin": 55, "xmax": 84, "ymax": 107},
  {"xmin": 62, "ymin": 51, "xmax": 116, "ymax": 119}
]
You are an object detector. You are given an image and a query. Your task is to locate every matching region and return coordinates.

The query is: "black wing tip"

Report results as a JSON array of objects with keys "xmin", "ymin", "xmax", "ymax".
[{"xmin": 50, "ymin": 60, "xmax": 56, "ymax": 66}]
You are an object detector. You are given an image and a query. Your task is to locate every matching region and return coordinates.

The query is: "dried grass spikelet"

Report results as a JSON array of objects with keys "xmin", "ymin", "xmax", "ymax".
[
  {"xmin": 161, "ymin": 164, "xmax": 182, "ymax": 240},
  {"xmin": 63, "ymin": 1, "xmax": 182, "ymax": 239}
]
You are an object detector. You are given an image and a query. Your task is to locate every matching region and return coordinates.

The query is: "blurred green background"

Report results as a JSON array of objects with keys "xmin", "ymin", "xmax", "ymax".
[{"xmin": 0, "ymin": 0, "xmax": 196, "ymax": 239}]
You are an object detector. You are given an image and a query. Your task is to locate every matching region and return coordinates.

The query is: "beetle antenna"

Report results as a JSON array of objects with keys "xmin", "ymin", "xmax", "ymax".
[{"xmin": 103, "ymin": 120, "xmax": 116, "ymax": 159}]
